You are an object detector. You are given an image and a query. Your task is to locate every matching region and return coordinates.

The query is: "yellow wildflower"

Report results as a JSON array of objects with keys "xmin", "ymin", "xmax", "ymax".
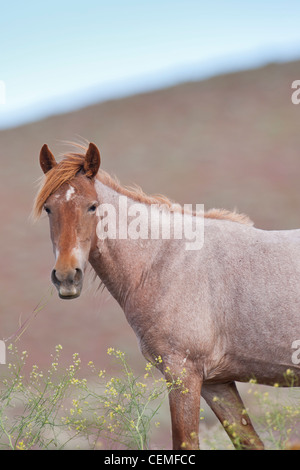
[{"xmin": 16, "ymin": 441, "xmax": 26, "ymax": 450}]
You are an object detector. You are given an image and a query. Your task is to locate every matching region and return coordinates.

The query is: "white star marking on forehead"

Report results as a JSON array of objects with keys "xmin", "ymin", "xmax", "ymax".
[{"xmin": 65, "ymin": 185, "xmax": 75, "ymax": 201}]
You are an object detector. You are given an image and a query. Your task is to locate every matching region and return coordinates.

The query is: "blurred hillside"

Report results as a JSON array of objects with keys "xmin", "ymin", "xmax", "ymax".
[{"xmin": 0, "ymin": 59, "xmax": 300, "ymax": 375}]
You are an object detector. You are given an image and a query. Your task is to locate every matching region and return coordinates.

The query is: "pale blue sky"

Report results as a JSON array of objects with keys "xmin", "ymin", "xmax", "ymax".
[{"xmin": 1, "ymin": 0, "xmax": 300, "ymax": 128}]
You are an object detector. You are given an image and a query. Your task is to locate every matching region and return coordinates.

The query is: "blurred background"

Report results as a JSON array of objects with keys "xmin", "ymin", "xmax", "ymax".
[{"xmin": 1, "ymin": 0, "xmax": 300, "ymax": 448}]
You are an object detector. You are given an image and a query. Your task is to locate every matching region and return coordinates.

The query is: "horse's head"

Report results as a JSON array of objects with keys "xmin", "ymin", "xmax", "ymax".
[{"xmin": 37, "ymin": 143, "xmax": 101, "ymax": 299}]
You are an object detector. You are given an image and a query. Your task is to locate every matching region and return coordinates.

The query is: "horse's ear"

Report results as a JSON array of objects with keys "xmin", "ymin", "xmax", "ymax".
[
  {"xmin": 39, "ymin": 144, "xmax": 57, "ymax": 174},
  {"xmin": 84, "ymin": 142, "xmax": 101, "ymax": 178}
]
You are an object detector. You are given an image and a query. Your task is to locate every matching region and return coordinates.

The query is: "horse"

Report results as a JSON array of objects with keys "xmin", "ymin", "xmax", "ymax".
[{"xmin": 34, "ymin": 142, "xmax": 300, "ymax": 450}]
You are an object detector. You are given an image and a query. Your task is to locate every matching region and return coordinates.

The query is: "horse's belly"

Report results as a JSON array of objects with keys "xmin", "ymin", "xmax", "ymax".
[{"xmin": 202, "ymin": 348, "xmax": 300, "ymax": 386}]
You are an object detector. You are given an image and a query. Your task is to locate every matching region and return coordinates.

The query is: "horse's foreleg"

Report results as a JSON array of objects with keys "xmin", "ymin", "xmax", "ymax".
[
  {"xmin": 168, "ymin": 372, "xmax": 202, "ymax": 450},
  {"xmin": 201, "ymin": 381, "xmax": 264, "ymax": 450}
]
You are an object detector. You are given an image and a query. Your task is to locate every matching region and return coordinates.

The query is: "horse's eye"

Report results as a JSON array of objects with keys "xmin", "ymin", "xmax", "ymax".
[
  {"xmin": 88, "ymin": 204, "xmax": 97, "ymax": 213},
  {"xmin": 44, "ymin": 206, "xmax": 51, "ymax": 214}
]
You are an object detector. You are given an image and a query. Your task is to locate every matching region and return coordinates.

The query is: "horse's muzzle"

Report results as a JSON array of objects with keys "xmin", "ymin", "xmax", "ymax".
[{"xmin": 51, "ymin": 268, "xmax": 83, "ymax": 299}]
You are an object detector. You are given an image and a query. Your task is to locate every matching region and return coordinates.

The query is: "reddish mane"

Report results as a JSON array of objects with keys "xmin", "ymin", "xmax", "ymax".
[{"xmin": 34, "ymin": 146, "xmax": 253, "ymax": 226}]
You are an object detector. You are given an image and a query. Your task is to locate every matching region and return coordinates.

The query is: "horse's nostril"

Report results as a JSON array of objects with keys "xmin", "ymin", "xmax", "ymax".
[
  {"xmin": 74, "ymin": 268, "xmax": 83, "ymax": 283},
  {"xmin": 51, "ymin": 269, "xmax": 60, "ymax": 285}
]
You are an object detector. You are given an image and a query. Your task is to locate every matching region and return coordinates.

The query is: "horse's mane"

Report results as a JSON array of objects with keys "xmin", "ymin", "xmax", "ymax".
[{"xmin": 33, "ymin": 146, "xmax": 253, "ymax": 226}]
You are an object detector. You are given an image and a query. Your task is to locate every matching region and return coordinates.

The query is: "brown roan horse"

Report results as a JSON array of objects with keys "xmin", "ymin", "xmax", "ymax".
[{"xmin": 34, "ymin": 142, "xmax": 300, "ymax": 450}]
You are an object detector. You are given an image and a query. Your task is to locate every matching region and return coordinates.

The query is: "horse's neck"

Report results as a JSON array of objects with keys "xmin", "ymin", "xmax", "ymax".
[{"xmin": 89, "ymin": 179, "xmax": 160, "ymax": 308}]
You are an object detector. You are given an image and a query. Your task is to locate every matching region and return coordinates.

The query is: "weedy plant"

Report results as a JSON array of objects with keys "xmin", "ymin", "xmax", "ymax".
[
  {"xmin": 62, "ymin": 348, "xmax": 189, "ymax": 450},
  {"xmin": 0, "ymin": 344, "xmax": 185, "ymax": 450},
  {"xmin": 0, "ymin": 344, "xmax": 83, "ymax": 449},
  {"xmin": 246, "ymin": 374, "xmax": 300, "ymax": 450},
  {"xmin": 0, "ymin": 344, "xmax": 299, "ymax": 450},
  {"xmin": 202, "ymin": 374, "xmax": 300, "ymax": 450}
]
